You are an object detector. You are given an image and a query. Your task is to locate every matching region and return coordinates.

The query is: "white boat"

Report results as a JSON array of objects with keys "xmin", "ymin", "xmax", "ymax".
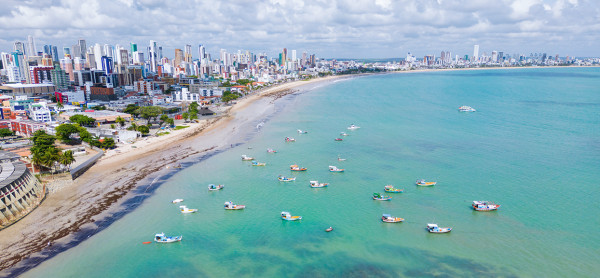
[
  {"xmin": 285, "ymin": 137, "xmax": 296, "ymax": 142},
  {"xmin": 416, "ymin": 179, "xmax": 437, "ymax": 186},
  {"xmin": 458, "ymin": 106, "xmax": 476, "ymax": 112},
  {"xmin": 329, "ymin": 165, "xmax": 344, "ymax": 172},
  {"xmin": 340, "ymin": 132, "xmax": 349, "ymax": 136},
  {"xmin": 208, "ymin": 184, "xmax": 224, "ymax": 191},
  {"xmin": 310, "ymin": 180, "xmax": 329, "ymax": 188},
  {"xmin": 382, "ymin": 214, "xmax": 404, "ymax": 223},
  {"xmin": 347, "ymin": 124, "xmax": 360, "ymax": 130},
  {"xmin": 297, "ymin": 129, "xmax": 308, "ymax": 134},
  {"xmin": 337, "ymin": 156, "xmax": 346, "ymax": 161},
  {"xmin": 241, "ymin": 155, "xmax": 254, "ymax": 161},
  {"xmin": 278, "ymin": 175, "xmax": 296, "ymax": 182},
  {"xmin": 172, "ymin": 199, "xmax": 184, "ymax": 204},
  {"xmin": 426, "ymin": 223, "xmax": 452, "ymax": 233},
  {"xmin": 472, "ymin": 201, "xmax": 500, "ymax": 211},
  {"xmin": 154, "ymin": 233, "xmax": 182, "ymax": 243},
  {"xmin": 179, "ymin": 205, "xmax": 197, "ymax": 213},
  {"xmin": 267, "ymin": 148, "xmax": 277, "ymax": 153},
  {"xmin": 224, "ymin": 201, "xmax": 246, "ymax": 210},
  {"xmin": 281, "ymin": 211, "xmax": 302, "ymax": 221}
]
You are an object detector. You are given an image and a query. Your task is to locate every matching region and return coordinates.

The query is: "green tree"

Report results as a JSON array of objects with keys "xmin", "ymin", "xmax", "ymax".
[
  {"xmin": 55, "ymin": 123, "xmax": 83, "ymax": 143},
  {"xmin": 101, "ymin": 138, "xmax": 116, "ymax": 149},
  {"xmin": 137, "ymin": 125, "xmax": 150, "ymax": 135},
  {"xmin": 166, "ymin": 118, "xmax": 174, "ymax": 127},
  {"xmin": 124, "ymin": 104, "xmax": 140, "ymax": 116},
  {"xmin": 189, "ymin": 102, "xmax": 199, "ymax": 113},
  {"xmin": 160, "ymin": 114, "xmax": 169, "ymax": 126},
  {"xmin": 115, "ymin": 116, "xmax": 125, "ymax": 127},
  {"xmin": 0, "ymin": 128, "xmax": 13, "ymax": 137},
  {"xmin": 189, "ymin": 111, "xmax": 198, "ymax": 120},
  {"xmin": 79, "ymin": 129, "xmax": 92, "ymax": 143},
  {"xmin": 127, "ymin": 123, "xmax": 138, "ymax": 131},
  {"xmin": 182, "ymin": 112, "xmax": 189, "ymax": 122},
  {"xmin": 59, "ymin": 150, "xmax": 75, "ymax": 170},
  {"xmin": 70, "ymin": 114, "xmax": 96, "ymax": 126},
  {"xmin": 136, "ymin": 106, "xmax": 164, "ymax": 124}
]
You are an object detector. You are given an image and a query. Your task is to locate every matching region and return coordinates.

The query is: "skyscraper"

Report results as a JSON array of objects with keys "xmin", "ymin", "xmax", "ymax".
[
  {"xmin": 130, "ymin": 42, "xmax": 138, "ymax": 53},
  {"xmin": 94, "ymin": 43, "xmax": 103, "ymax": 70},
  {"xmin": 184, "ymin": 44, "xmax": 192, "ymax": 64},
  {"xmin": 281, "ymin": 48, "xmax": 287, "ymax": 66},
  {"xmin": 13, "ymin": 41, "xmax": 26, "ymax": 55},
  {"xmin": 199, "ymin": 44, "xmax": 206, "ymax": 65},
  {"xmin": 51, "ymin": 46, "xmax": 59, "ymax": 62},
  {"xmin": 174, "ymin": 49, "xmax": 183, "ymax": 67},
  {"xmin": 473, "ymin": 45, "xmax": 479, "ymax": 61},
  {"xmin": 27, "ymin": 35, "xmax": 36, "ymax": 57},
  {"xmin": 77, "ymin": 39, "xmax": 87, "ymax": 59},
  {"xmin": 149, "ymin": 40, "xmax": 158, "ymax": 72}
]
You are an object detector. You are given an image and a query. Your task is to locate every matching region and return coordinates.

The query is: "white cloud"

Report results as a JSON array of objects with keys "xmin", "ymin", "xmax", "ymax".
[{"xmin": 0, "ymin": 0, "xmax": 597, "ymax": 58}]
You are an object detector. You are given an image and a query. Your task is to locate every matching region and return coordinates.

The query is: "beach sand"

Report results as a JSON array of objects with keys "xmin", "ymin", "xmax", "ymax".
[{"xmin": 0, "ymin": 75, "xmax": 344, "ymax": 275}]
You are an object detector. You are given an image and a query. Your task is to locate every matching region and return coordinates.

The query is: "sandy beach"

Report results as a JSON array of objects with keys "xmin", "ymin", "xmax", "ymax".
[{"xmin": 0, "ymin": 74, "xmax": 345, "ymax": 275}]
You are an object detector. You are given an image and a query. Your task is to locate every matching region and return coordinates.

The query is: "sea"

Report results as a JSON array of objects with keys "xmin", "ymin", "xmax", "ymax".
[{"xmin": 20, "ymin": 67, "xmax": 600, "ymax": 277}]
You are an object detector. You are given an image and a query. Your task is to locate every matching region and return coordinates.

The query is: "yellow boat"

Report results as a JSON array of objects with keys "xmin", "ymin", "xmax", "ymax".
[{"xmin": 416, "ymin": 179, "xmax": 436, "ymax": 186}]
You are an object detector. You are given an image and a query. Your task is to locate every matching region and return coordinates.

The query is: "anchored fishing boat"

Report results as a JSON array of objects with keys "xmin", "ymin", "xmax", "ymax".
[
  {"xmin": 340, "ymin": 132, "xmax": 348, "ymax": 136},
  {"xmin": 208, "ymin": 184, "xmax": 224, "ymax": 191},
  {"xmin": 179, "ymin": 206, "xmax": 197, "ymax": 213},
  {"xmin": 334, "ymin": 138, "xmax": 343, "ymax": 141},
  {"xmin": 337, "ymin": 157, "xmax": 346, "ymax": 161},
  {"xmin": 172, "ymin": 199, "xmax": 184, "ymax": 204},
  {"xmin": 154, "ymin": 233, "xmax": 182, "ymax": 243},
  {"xmin": 281, "ymin": 211, "xmax": 302, "ymax": 221},
  {"xmin": 426, "ymin": 223, "xmax": 452, "ymax": 233},
  {"xmin": 458, "ymin": 105, "xmax": 476, "ymax": 112},
  {"xmin": 290, "ymin": 164, "xmax": 307, "ymax": 171},
  {"xmin": 278, "ymin": 175, "xmax": 296, "ymax": 182},
  {"xmin": 329, "ymin": 165, "xmax": 344, "ymax": 172},
  {"xmin": 224, "ymin": 201, "xmax": 245, "ymax": 210},
  {"xmin": 373, "ymin": 193, "xmax": 392, "ymax": 201},
  {"xmin": 310, "ymin": 180, "xmax": 328, "ymax": 188},
  {"xmin": 472, "ymin": 201, "xmax": 501, "ymax": 211},
  {"xmin": 384, "ymin": 185, "xmax": 404, "ymax": 193},
  {"xmin": 252, "ymin": 161, "xmax": 266, "ymax": 166},
  {"xmin": 267, "ymin": 148, "xmax": 277, "ymax": 153},
  {"xmin": 382, "ymin": 214, "xmax": 404, "ymax": 223},
  {"xmin": 416, "ymin": 179, "xmax": 437, "ymax": 186},
  {"xmin": 347, "ymin": 124, "xmax": 360, "ymax": 130},
  {"xmin": 241, "ymin": 155, "xmax": 254, "ymax": 161},
  {"xmin": 297, "ymin": 129, "xmax": 308, "ymax": 134},
  {"xmin": 285, "ymin": 137, "xmax": 296, "ymax": 142}
]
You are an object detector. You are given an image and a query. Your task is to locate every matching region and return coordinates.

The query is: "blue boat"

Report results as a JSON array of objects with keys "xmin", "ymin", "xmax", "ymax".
[
  {"xmin": 154, "ymin": 233, "xmax": 182, "ymax": 243},
  {"xmin": 373, "ymin": 193, "xmax": 391, "ymax": 201}
]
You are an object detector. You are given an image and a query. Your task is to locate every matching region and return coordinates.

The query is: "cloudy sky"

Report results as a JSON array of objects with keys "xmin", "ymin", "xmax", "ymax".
[{"xmin": 0, "ymin": 0, "xmax": 598, "ymax": 59}]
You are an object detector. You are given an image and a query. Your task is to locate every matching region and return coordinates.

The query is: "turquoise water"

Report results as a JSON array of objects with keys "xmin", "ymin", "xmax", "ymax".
[{"xmin": 22, "ymin": 68, "xmax": 600, "ymax": 277}]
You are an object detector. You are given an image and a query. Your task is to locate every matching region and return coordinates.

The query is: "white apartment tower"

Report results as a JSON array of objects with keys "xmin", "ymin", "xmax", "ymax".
[
  {"xmin": 473, "ymin": 45, "xmax": 479, "ymax": 61},
  {"xmin": 27, "ymin": 35, "xmax": 36, "ymax": 56},
  {"xmin": 149, "ymin": 40, "xmax": 158, "ymax": 72}
]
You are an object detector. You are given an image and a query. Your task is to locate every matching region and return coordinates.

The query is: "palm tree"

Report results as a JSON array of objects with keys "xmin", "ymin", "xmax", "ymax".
[
  {"xmin": 31, "ymin": 151, "xmax": 44, "ymax": 173},
  {"xmin": 59, "ymin": 150, "xmax": 75, "ymax": 171}
]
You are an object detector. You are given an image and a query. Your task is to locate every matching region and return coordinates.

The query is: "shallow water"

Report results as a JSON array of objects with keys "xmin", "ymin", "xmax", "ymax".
[{"xmin": 22, "ymin": 68, "xmax": 600, "ymax": 277}]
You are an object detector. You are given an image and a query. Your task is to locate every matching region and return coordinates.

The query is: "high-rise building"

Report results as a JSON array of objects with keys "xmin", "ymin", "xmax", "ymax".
[
  {"xmin": 130, "ymin": 43, "xmax": 137, "ymax": 53},
  {"xmin": 291, "ymin": 50, "xmax": 297, "ymax": 62},
  {"xmin": 51, "ymin": 46, "xmax": 59, "ymax": 62},
  {"xmin": 103, "ymin": 44, "xmax": 113, "ymax": 58},
  {"xmin": 93, "ymin": 43, "xmax": 103, "ymax": 70},
  {"xmin": 27, "ymin": 35, "xmax": 36, "ymax": 58},
  {"xmin": 13, "ymin": 41, "xmax": 26, "ymax": 55},
  {"xmin": 77, "ymin": 39, "xmax": 87, "ymax": 59},
  {"xmin": 199, "ymin": 44, "xmax": 206, "ymax": 65},
  {"xmin": 281, "ymin": 48, "xmax": 287, "ymax": 66},
  {"xmin": 491, "ymin": 51, "xmax": 498, "ymax": 63},
  {"xmin": 149, "ymin": 40, "xmax": 158, "ymax": 72},
  {"xmin": 473, "ymin": 45, "xmax": 479, "ymax": 61},
  {"xmin": 174, "ymin": 49, "xmax": 183, "ymax": 67},
  {"xmin": 184, "ymin": 44, "xmax": 192, "ymax": 64}
]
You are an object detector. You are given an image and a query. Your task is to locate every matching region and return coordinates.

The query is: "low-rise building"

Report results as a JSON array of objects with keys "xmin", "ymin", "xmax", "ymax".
[
  {"xmin": 10, "ymin": 119, "xmax": 46, "ymax": 137},
  {"xmin": 58, "ymin": 110, "xmax": 132, "ymax": 123}
]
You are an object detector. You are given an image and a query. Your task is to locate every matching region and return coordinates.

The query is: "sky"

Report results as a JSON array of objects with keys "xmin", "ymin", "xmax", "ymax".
[{"xmin": 0, "ymin": 0, "xmax": 598, "ymax": 59}]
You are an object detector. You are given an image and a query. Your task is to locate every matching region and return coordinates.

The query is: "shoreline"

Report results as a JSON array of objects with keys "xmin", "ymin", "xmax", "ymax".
[
  {"xmin": 0, "ymin": 65, "xmax": 593, "ymax": 276},
  {"xmin": 0, "ymin": 74, "xmax": 345, "ymax": 276}
]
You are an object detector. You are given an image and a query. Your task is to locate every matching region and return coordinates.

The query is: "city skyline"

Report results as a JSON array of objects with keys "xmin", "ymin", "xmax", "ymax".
[{"xmin": 0, "ymin": 0, "xmax": 599, "ymax": 58}]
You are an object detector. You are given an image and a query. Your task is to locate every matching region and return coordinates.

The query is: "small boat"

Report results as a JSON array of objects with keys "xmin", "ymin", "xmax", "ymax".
[
  {"xmin": 325, "ymin": 227, "xmax": 333, "ymax": 232},
  {"xmin": 337, "ymin": 157, "xmax": 346, "ymax": 161},
  {"xmin": 310, "ymin": 180, "xmax": 328, "ymax": 188},
  {"xmin": 458, "ymin": 105, "xmax": 476, "ymax": 112},
  {"xmin": 426, "ymin": 223, "xmax": 452, "ymax": 233},
  {"xmin": 278, "ymin": 175, "xmax": 296, "ymax": 182},
  {"xmin": 208, "ymin": 184, "xmax": 224, "ymax": 191},
  {"xmin": 347, "ymin": 124, "xmax": 360, "ymax": 130},
  {"xmin": 224, "ymin": 201, "xmax": 245, "ymax": 210},
  {"xmin": 334, "ymin": 138, "xmax": 343, "ymax": 141},
  {"xmin": 472, "ymin": 201, "xmax": 501, "ymax": 211},
  {"xmin": 290, "ymin": 164, "xmax": 307, "ymax": 171},
  {"xmin": 329, "ymin": 165, "xmax": 344, "ymax": 172},
  {"xmin": 281, "ymin": 211, "xmax": 302, "ymax": 221},
  {"xmin": 340, "ymin": 132, "xmax": 348, "ymax": 136},
  {"xmin": 384, "ymin": 185, "xmax": 404, "ymax": 193},
  {"xmin": 179, "ymin": 205, "xmax": 197, "ymax": 213},
  {"xmin": 297, "ymin": 129, "xmax": 308, "ymax": 134},
  {"xmin": 142, "ymin": 241, "xmax": 152, "ymax": 244},
  {"xmin": 382, "ymin": 214, "xmax": 404, "ymax": 223},
  {"xmin": 252, "ymin": 160, "xmax": 266, "ymax": 166},
  {"xmin": 373, "ymin": 193, "xmax": 392, "ymax": 201},
  {"xmin": 267, "ymin": 148, "xmax": 277, "ymax": 153},
  {"xmin": 285, "ymin": 137, "xmax": 296, "ymax": 142},
  {"xmin": 416, "ymin": 179, "xmax": 437, "ymax": 186},
  {"xmin": 241, "ymin": 155, "xmax": 254, "ymax": 161},
  {"xmin": 172, "ymin": 199, "xmax": 184, "ymax": 204},
  {"xmin": 154, "ymin": 233, "xmax": 182, "ymax": 243}
]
